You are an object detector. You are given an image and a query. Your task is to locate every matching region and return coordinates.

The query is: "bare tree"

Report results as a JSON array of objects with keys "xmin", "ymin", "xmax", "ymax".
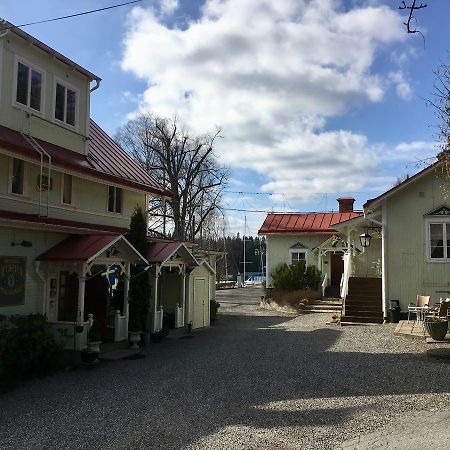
[
  {"xmin": 399, "ymin": 1, "xmax": 427, "ymax": 35},
  {"xmin": 115, "ymin": 113, "xmax": 228, "ymax": 241}
]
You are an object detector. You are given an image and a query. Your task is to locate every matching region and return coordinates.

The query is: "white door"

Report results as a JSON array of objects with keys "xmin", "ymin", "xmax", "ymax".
[{"xmin": 193, "ymin": 277, "xmax": 207, "ymax": 328}]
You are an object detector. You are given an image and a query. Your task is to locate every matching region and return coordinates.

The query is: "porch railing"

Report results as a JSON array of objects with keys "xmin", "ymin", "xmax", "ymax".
[
  {"xmin": 114, "ymin": 310, "xmax": 128, "ymax": 342},
  {"xmin": 321, "ymin": 274, "xmax": 328, "ymax": 297},
  {"xmin": 48, "ymin": 318, "xmax": 91, "ymax": 350},
  {"xmin": 175, "ymin": 303, "xmax": 184, "ymax": 328}
]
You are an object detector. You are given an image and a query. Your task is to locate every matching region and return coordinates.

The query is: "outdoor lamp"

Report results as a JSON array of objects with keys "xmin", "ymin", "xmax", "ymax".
[{"xmin": 359, "ymin": 231, "xmax": 372, "ymax": 248}]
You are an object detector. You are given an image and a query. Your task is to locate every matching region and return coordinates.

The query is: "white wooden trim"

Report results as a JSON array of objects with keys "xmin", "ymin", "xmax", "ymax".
[
  {"xmin": 289, "ymin": 247, "xmax": 308, "ymax": 265},
  {"xmin": 425, "ymin": 217, "xmax": 450, "ymax": 263}
]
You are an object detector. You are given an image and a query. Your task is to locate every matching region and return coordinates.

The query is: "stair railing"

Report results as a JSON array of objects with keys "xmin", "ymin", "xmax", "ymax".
[{"xmin": 321, "ymin": 273, "xmax": 328, "ymax": 297}]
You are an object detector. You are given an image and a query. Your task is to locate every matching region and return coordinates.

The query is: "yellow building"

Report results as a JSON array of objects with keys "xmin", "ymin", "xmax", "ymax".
[{"xmin": 0, "ymin": 20, "xmax": 170, "ymax": 348}]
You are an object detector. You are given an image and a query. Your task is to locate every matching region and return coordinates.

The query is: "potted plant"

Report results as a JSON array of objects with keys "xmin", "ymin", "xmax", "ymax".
[
  {"xmin": 128, "ymin": 311, "xmax": 142, "ymax": 349},
  {"xmin": 424, "ymin": 316, "xmax": 449, "ymax": 341}
]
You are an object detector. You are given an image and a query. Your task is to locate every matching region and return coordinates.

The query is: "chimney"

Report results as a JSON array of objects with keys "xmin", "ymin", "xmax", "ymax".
[{"xmin": 337, "ymin": 197, "xmax": 355, "ymax": 213}]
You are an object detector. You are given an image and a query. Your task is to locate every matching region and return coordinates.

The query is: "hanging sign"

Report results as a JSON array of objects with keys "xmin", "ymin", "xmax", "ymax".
[{"xmin": 0, "ymin": 256, "xmax": 26, "ymax": 306}]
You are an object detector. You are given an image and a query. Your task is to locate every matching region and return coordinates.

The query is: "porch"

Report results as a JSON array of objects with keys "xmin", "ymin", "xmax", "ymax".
[
  {"xmin": 35, "ymin": 233, "xmax": 148, "ymax": 350},
  {"xmin": 147, "ymin": 240, "xmax": 198, "ymax": 333}
]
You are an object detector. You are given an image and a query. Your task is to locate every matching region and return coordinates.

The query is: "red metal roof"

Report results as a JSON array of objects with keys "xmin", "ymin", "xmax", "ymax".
[
  {"xmin": 258, "ymin": 211, "xmax": 363, "ymax": 234},
  {"xmin": 0, "ymin": 209, "xmax": 127, "ymax": 234},
  {"xmin": 0, "ymin": 121, "xmax": 172, "ymax": 197},
  {"xmin": 36, "ymin": 234, "xmax": 120, "ymax": 261},
  {"xmin": 147, "ymin": 241, "xmax": 185, "ymax": 264}
]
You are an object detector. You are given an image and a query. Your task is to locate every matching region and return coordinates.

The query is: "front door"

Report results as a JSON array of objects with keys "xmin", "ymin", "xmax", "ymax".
[
  {"xmin": 84, "ymin": 273, "xmax": 109, "ymax": 339},
  {"xmin": 58, "ymin": 271, "xmax": 78, "ymax": 322},
  {"xmin": 330, "ymin": 253, "xmax": 344, "ymax": 286}
]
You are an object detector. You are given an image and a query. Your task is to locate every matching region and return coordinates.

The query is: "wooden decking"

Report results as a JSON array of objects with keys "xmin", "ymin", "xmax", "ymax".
[{"xmin": 395, "ymin": 320, "xmax": 450, "ymax": 343}]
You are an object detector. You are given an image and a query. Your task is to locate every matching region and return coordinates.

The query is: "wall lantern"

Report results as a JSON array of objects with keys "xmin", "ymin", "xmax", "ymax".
[{"xmin": 359, "ymin": 231, "xmax": 372, "ymax": 248}]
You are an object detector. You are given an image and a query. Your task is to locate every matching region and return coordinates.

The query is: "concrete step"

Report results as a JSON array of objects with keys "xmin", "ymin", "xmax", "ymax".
[{"xmin": 305, "ymin": 304, "xmax": 341, "ymax": 312}]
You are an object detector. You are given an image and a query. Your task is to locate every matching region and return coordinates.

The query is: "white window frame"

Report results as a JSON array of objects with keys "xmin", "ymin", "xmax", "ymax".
[
  {"xmin": 425, "ymin": 217, "xmax": 450, "ymax": 262},
  {"xmin": 53, "ymin": 78, "xmax": 79, "ymax": 130},
  {"xmin": 12, "ymin": 56, "xmax": 46, "ymax": 115},
  {"xmin": 289, "ymin": 248, "xmax": 308, "ymax": 266},
  {"xmin": 8, "ymin": 157, "xmax": 27, "ymax": 196},
  {"xmin": 107, "ymin": 186, "xmax": 123, "ymax": 214},
  {"xmin": 60, "ymin": 173, "xmax": 73, "ymax": 205}
]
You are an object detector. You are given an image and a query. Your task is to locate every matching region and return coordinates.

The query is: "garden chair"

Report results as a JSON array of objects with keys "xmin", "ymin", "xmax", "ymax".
[
  {"xmin": 407, "ymin": 295, "xmax": 430, "ymax": 322},
  {"xmin": 427, "ymin": 298, "xmax": 450, "ymax": 319}
]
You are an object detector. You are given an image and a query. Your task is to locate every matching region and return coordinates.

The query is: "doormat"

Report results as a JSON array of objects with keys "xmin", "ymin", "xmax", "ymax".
[
  {"xmin": 122, "ymin": 352, "xmax": 146, "ymax": 360},
  {"xmin": 179, "ymin": 335, "xmax": 196, "ymax": 339}
]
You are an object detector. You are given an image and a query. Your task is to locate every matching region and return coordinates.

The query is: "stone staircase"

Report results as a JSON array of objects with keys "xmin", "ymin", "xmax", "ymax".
[
  {"xmin": 341, "ymin": 277, "xmax": 383, "ymax": 324},
  {"xmin": 305, "ymin": 298, "xmax": 342, "ymax": 314}
]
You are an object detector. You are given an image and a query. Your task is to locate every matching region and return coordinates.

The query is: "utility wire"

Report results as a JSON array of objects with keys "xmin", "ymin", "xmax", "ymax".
[{"xmin": 1, "ymin": 0, "xmax": 143, "ymax": 30}]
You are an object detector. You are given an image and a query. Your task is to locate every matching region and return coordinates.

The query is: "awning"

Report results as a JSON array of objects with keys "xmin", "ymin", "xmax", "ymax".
[
  {"xmin": 147, "ymin": 240, "xmax": 198, "ymax": 266},
  {"xmin": 36, "ymin": 234, "xmax": 148, "ymax": 265}
]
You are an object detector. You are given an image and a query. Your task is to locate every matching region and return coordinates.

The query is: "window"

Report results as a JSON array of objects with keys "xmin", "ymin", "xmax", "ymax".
[
  {"xmin": 11, "ymin": 158, "xmax": 24, "ymax": 195},
  {"xmin": 62, "ymin": 174, "xmax": 72, "ymax": 205},
  {"xmin": 15, "ymin": 61, "xmax": 43, "ymax": 111},
  {"xmin": 54, "ymin": 82, "xmax": 77, "ymax": 126},
  {"xmin": 108, "ymin": 186, "xmax": 123, "ymax": 213},
  {"xmin": 429, "ymin": 222, "xmax": 450, "ymax": 260},
  {"xmin": 290, "ymin": 250, "xmax": 307, "ymax": 265}
]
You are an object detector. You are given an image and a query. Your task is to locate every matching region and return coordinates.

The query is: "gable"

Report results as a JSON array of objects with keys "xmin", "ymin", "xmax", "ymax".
[{"xmin": 425, "ymin": 205, "xmax": 450, "ymax": 216}]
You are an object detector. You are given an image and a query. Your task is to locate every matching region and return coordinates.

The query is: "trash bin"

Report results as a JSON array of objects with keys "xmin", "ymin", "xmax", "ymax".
[{"xmin": 389, "ymin": 299, "xmax": 400, "ymax": 323}]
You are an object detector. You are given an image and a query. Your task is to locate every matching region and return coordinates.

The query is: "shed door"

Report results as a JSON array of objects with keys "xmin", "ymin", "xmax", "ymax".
[{"xmin": 193, "ymin": 277, "xmax": 207, "ymax": 328}]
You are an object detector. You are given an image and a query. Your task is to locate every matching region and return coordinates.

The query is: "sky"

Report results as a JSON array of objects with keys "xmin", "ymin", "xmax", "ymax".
[{"xmin": 2, "ymin": 0, "xmax": 450, "ymax": 235}]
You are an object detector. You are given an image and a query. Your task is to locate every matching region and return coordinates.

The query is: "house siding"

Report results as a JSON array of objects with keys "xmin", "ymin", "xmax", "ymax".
[
  {"xmin": 0, "ymin": 153, "xmax": 147, "ymax": 230},
  {"xmin": 0, "ymin": 34, "xmax": 89, "ymax": 154},
  {"xmin": 266, "ymin": 234, "xmax": 330, "ymax": 285},
  {"xmin": 0, "ymin": 226, "xmax": 68, "ymax": 315},
  {"xmin": 385, "ymin": 170, "xmax": 450, "ymax": 311}
]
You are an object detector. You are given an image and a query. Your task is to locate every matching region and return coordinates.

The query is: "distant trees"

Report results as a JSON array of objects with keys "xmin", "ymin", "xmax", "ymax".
[{"xmin": 115, "ymin": 113, "xmax": 228, "ymax": 241}]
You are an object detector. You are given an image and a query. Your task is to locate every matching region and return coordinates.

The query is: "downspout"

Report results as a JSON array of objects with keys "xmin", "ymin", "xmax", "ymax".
[{"xmin": 85, "ymin": 78, "xmax": 101, "ymax": 154}]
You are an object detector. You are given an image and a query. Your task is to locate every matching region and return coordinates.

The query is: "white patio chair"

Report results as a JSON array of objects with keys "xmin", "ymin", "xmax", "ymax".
[{"xmin": 407, "ymin": 295, "xmax": 430, "ymax": 322}]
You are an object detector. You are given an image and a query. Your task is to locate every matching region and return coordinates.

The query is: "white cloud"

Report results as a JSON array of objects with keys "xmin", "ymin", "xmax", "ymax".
[
  {"xmin": 159, "ymin": 0, "xmax": 179, "ymax": 15},
  {"xmin": 121, "ymin": 0, "xmax": 406, "ymax": 201},
  {"xmin": 389, "ymin": 71, "xmax": 412, "ymax": 100}
]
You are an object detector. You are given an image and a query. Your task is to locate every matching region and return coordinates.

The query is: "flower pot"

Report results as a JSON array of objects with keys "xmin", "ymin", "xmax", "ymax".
[
  {"xmin": 87, "ymin": 341, "xmax": 101, "ymax": 353},
  {"xmin": 129, "ymin": 331, "xmax": 142, "ymax": 349},
  {"xmin": 424, "ymin": 319, "xmax": 448, "ymax": 341}
]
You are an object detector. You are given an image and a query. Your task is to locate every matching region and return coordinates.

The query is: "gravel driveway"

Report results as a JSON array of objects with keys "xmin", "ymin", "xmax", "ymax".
[{"xmin": 1, "ymin": 288, "xmax": 449, "ymax": 450}]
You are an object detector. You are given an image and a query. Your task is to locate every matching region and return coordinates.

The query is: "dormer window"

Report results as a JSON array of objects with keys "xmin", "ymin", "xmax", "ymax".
[
  {"xmin": 15, "ymin": 61, "xmax": 43, "ymax": 112},
  {"xmin": 54, "ymin": 82, "xmax": 77, "ymax": 126}
]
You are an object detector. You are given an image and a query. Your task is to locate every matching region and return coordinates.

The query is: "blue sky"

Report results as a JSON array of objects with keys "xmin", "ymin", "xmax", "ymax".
[{"xmin": 2, "ymin": 0, "xmax": 450, "ymax": 235}]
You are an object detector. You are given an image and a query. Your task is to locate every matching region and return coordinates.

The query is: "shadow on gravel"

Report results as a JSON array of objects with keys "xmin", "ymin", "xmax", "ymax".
[{"xmin": 0, "ymin": 313, "xmax": 448, "ymax": 450}]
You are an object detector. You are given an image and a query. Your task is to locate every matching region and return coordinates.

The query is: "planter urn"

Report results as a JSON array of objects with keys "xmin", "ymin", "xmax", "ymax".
[
  {"xmin": 129, "ymin": 331, "xmax": 142, "ymax": 349},
  {"xmin": 424, "ymin": 319, "xmax": 448, "ymax": 341},
  {"xmin": 87, "ymin": 341, "xmax": 101, "ymax": 353}
]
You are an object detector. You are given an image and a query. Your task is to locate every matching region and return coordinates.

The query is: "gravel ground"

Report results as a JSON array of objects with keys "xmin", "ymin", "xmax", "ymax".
[{"xmin": 0, "ymin": 290, "xmax": 449, "ymax": 450}]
